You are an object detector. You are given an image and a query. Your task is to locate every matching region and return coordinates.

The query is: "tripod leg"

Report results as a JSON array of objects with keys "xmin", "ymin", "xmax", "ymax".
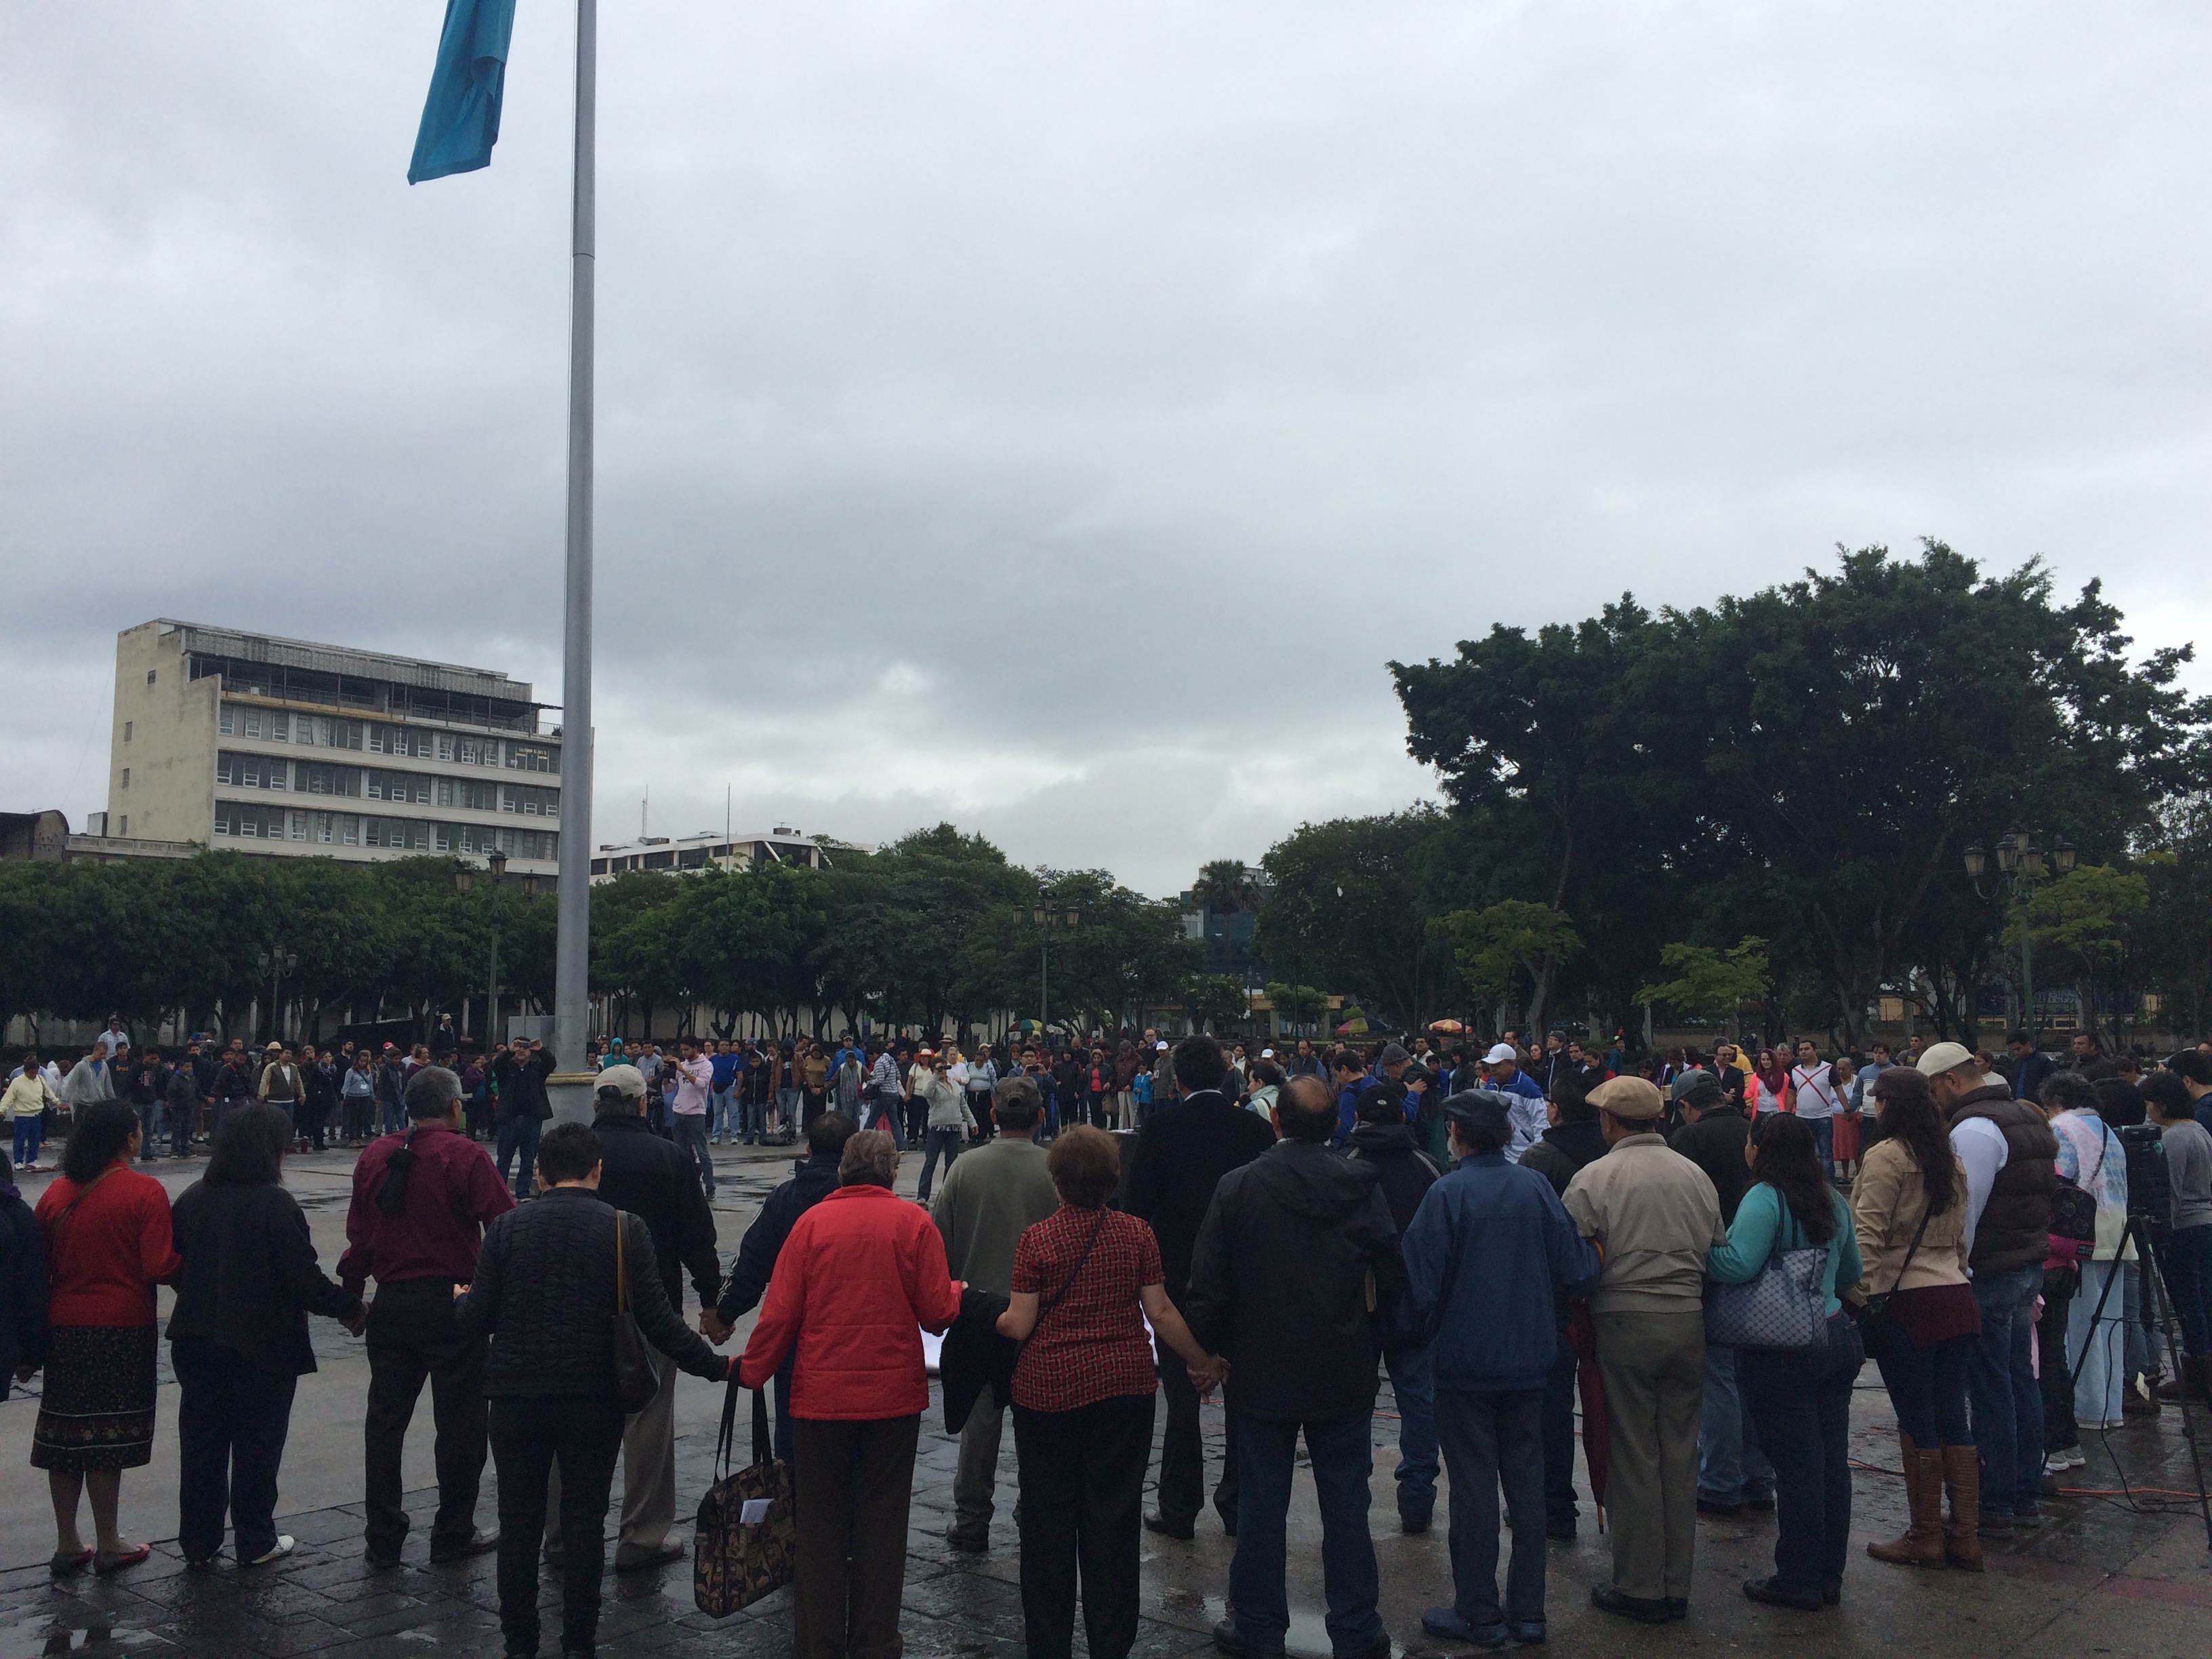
[{"xmin": 2139, "ymin": 1221, "xmax": 2212, "ymax": 1552}]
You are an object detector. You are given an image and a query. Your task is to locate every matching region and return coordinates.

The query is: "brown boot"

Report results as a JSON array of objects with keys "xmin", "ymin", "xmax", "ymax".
[
  {"xmin": 1941, "ymin": 1446, "xmax": 1985, "ymax": 1572},
  {"xmin": 1867, "ymin": 1437, "xmax": 1947, "ymax": 1567}
]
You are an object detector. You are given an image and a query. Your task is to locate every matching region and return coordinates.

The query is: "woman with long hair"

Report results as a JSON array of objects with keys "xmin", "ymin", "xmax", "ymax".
[
  {"xmin": 167, "ymin": 1103, "xmax": 364, "ymax": 1567},
  {"xmin": 1851, "ymin": 1067, "xmax": 1983, "ymax": 1572},
  {"xmin": 1704, "ymin": 1114, "xmax": 1864, "ymax": 1610},
  {"xmin": 1752, "ymin": 1049, "xmax": 1791, "ymax": 1118},
  {"xmin": 30, "ymin": 1099, "xmax": 180, "ymax": 1577}
]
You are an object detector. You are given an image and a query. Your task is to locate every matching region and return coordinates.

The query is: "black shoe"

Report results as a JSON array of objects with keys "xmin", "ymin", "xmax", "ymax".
[
  {"xmin": 1212, "ymin": 1618, "xmax": 1284, "ymax": 1658},
  {"xmin": 1590, "ymin": 1585, "xmax": 1671, "ymax": 1625},
  {"xmin": 1743, "ymin": 1576, "xmax": 1823, "ymax": 1611},
  {"xmin": 1145, "ymin": 1512, "xmax": 1196, "ymax": 1540},
  {"xmin": 364, "ymin": 1544, "xmax": 401, "ymax": 1570},
  {"xmin": 1544, "ymin": 1517, "xmax": 1577, "ymax": 1542},
  {"xmin": 1507, "ymin": 1618, "xmax": 1546, "ymax": 1644},
  {"xmin": 1820, "ymin": 1580, "xmax": 1841, "ymax": 1607},
  {"xmin": 945, "ymin": 1528, "xmax": 989, "ymax": 1555},
  {"xmin": 1744, "ymin": 1492, "xmax": 1777, "ymax": 1513},
  {"xmin": 429, "ymin": 1528, "xmax": 499, "ymax": 1564},
  {"xmin": 1334, "ymin": 1630, "xmax": 1391, "ymax": 1659},
  {"xmin": 613, "ymin": 1539, "xmax": 685, "ymax": 1572},
  {"xmin": 1665, "ymin": 1598, "xmax": 1689, "ymax": 1621},
  {"xmin": 1399, "ymin": 1509, "xmax": 1433, "ymax": 1535},
  {"xmin": 1978, "ymin": 1511, "xmax": 2013, "ymax": 1538},
  {"xmin": 1696, "ymin": 1496, "xmax": 1743, "ymax": 1517},
  {"xmin": 2011, "ymin": 1504, "xmax": 2043, "ymax": 1528}
]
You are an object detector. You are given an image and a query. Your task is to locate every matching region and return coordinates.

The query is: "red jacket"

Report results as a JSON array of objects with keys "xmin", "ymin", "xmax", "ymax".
[
  {"xmin": 738, "ymin": 1183, "xmax": 963, "ymax": 1419},
  {"xmin": 37, "ymin": 1162, "xmax": 181, "ymax": 1327}
]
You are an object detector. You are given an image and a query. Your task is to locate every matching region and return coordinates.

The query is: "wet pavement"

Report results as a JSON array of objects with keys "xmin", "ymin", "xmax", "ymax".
[{"xmin": 3, "ymin": 1143, "xmax": 2209, "ymax": 1654}]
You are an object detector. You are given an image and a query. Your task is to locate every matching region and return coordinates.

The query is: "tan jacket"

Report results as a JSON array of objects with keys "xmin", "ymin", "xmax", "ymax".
[
  {"xmin": 1562, "ymin": 1132, "xmax": 1727, "ymax": 1315},
  {"xmin": 1849, "ymin": 1136, "xmax": 1970, "ymax": 1298}
]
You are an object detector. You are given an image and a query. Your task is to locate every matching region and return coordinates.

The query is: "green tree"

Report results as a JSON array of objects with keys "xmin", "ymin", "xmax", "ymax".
[
  {"xmin": 1185, "ymin": 973, "xmax": 1250, "ymax": 1034},
  {"xmin": 1438, "ymin": 901, "xmax": 1582, "ymax": 1034},
  {"xmin": 1265, "ymin": 981, "xmax": 1329, "ymax": 1036},
  {"xmin": 1635, "ymin": 937, "xmax": 1772, "ymax": 1038},
  {"xmin": 2009, "ymin": 863, "xmax": 2150, "ymax": 1048},
  {"xmin": 1191, "ymin": 859, "xmax": 1260, "ymax": 914}
]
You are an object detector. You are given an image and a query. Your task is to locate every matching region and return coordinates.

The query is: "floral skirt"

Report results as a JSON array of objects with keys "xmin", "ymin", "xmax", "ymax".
[{"xmin": 30, "ymin": 1324, "xmax": 159, "ymax": 1473}]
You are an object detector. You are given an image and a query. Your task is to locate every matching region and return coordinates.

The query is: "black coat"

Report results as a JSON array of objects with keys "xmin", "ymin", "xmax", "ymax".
[
  {"xmin": 1344, "ymin": 1120, "xmax": 1441, "ymax": 1235},
  {"xmin": 938, "ymin": 1284, "xmax": 1015, "ymax": 1433},
  {"xmin": 1669, "ymin": 1106, "xmax": 1756, "ymax": 1225},
  {"xmin": 716, "ymin": 1151, "xmax": 840, "ymax": 1326},
  {"xmin": 0, "ymin": 1191, "xmax": 47, "ymax": 1393},
  {"xmin": 1185, "ymin": 1139, "xmax": 1404, "ymax": 1422},
  {"xmin": 455, "ymin": 1187, "xmax": 725, "ymax": 1397},
  {"xmin": 592, "ymin": 1112, "xmax": 720, "ymax": 1311},
  {"xmin": 1519, "ymin": 1118, "xmax": 1608, "ymax": 1198},
  {"xmin": 1124, "ymin": 1089, "xmax": 1277, "ymax": 1296},
  {"xmin": 491, "ymin": 1049, "xmax": 556, "ymax": 1123},
  {"xmin": 167, "ymin": 1180, "xmax": 360, "ymax": 1376}
]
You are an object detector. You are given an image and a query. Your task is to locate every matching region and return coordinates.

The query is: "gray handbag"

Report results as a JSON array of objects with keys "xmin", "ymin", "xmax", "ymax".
[{"xmin": 1704, "ymin": 1206, "xmax": 1829, "ymax": 1353}]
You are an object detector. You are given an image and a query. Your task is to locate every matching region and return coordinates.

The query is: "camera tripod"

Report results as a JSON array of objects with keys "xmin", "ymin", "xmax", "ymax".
[{"xmin": 2068, "ymin": 1209, "xmax": 2212, "ymax": 1550}]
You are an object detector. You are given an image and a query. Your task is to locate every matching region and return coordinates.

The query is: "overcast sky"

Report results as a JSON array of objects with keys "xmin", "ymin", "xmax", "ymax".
[{"xmin": 4, "ymin": 3, "xmax": 2206, "ymax": 897}]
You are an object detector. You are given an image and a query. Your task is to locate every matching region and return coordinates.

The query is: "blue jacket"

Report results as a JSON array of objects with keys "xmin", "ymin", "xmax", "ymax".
[{"xmin": 1401, "ymin": 1151, "xmax": 1601, "ymax": 1393}]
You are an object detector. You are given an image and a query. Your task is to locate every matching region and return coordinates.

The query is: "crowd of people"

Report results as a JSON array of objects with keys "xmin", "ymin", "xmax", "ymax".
[{"xmin": 1, "ymin": 1015, "xmax": 2209, "ymax": 1659}]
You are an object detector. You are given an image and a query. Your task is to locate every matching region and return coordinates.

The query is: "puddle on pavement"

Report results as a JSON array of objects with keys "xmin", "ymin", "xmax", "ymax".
[
  {"xmin": 0, "ymin": 1614, "xmax": 173, "ymax": 1655},
  {"xmin": 1200, "ymin": 1596, "xmax": 1403, "ymax": 1659}
]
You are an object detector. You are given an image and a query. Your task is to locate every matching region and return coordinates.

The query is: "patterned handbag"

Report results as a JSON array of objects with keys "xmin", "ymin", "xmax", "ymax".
[
  {"xmin": 1704, "ymin": 1202, "xmax": 1830, "ymax": 1354},
  {"xmin": 693, "ymin": 1380, "xmax": 796, "ymax": 1616}
]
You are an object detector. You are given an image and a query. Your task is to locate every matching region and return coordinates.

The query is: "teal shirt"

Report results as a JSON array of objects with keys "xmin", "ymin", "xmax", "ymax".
[{"xmin": 1706, "ymin": 1185, "xmax": 1862, "ymax": 1317}]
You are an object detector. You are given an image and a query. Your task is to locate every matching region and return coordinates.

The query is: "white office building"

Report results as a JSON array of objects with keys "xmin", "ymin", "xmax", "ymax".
[{"xmin": 107, "ymin": 620, "xmax": 562, "ymax": 883}]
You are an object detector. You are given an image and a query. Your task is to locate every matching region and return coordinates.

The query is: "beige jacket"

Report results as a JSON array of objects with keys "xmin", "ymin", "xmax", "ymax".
[
  {"xmin": 1562, "ymin": 1132, "xmax": 1727, "ymax": 1315},
  {"xmin": 1849, "ymin": 1136, "xmax": 1970, "ymax": 1298}
]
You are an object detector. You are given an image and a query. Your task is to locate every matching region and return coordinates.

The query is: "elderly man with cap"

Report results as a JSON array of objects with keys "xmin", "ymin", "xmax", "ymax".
[
  {"xmin": 540, "ymin": 1063, "xmax": 721, "ymax": 1572},
  {"xmin": 1404, "ymin": 1090, "xmax": 1600, "ymax": 1647},
  {"xmin": 1562, "ymin": 1076, "xmax": 1727, "ymax": 1625},
  {"xmin": 1918, "ymin": 1038, "xmax": 2057, "ymax": 1535},
  {"xmin": 1479, "ymin": 1044, "xmax": 1549, "ymax": 1165},
  {"xmin": 1665, "ymin": 1068, "xmax": 1772, "ymax": 1519}
]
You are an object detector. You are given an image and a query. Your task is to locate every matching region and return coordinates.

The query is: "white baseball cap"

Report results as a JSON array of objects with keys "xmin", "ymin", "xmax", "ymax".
[
  {"xmin": 1485, "ymin": 1042, "xmax": 1518, "ymax": 1065},
  {"xmin": 1914, "ymin": 1041, "xmax": 1978, "ymax": 1077}
]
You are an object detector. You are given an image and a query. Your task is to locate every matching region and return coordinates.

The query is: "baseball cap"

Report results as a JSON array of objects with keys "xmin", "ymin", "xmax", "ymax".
[
  {"xmin": 1484, "ymin": 1042, "xmax": 1518, "ymax": 1065},
  {"xmin": 1156, "ymin": 1040, "xmax": 1169, "ymax": 1050},
  {"xmin": 596, "ymin": 1063, "xmax": 647, "ymax": 1099},
  {"xmin": 1914, "ymin": 1041, "xmax": 1977, "ymax": 1078},
  {"xmin": 1590, "ymin": 1076, "xmax": 1664, "ymax": 1121},
  {"xmin": 1670, "ymin": 1067, "xmax": 1723, "ymax": 1103}
]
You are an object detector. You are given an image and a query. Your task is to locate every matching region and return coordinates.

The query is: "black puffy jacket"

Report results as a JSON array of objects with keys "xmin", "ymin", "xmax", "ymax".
[
  {"xmin": 716, "ymin": 1152, "xmax": 841, "ymax": 1326},
  {"xmin": 1345, "ymin": 1120, "xmax": 1441, "ymax": 1235}
]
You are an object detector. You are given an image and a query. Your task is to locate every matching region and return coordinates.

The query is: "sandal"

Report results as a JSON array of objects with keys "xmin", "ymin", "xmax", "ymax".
[
  {"xmin": 94, "ymin": 1544, "xmax": 151, "ymax": 1576},
  {"xmin": 49, "ymin": 1548, "xmax": 92, "ymax": 1579}
]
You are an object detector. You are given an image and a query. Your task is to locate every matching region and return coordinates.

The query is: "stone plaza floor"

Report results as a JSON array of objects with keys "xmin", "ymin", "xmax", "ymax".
[{"xmin": 3, "ymin": 1368, "xmax": 2210, "ymax": 1658}]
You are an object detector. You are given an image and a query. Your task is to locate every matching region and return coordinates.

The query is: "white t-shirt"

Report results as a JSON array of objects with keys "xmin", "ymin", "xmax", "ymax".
[
  {"xmin": 1790, "ymin": 1063, "xmax": 1843, "ymax": 1121},
  {"xmin": 96, "ymin": 1028, "xmax": 129, "ymax": 1058}
]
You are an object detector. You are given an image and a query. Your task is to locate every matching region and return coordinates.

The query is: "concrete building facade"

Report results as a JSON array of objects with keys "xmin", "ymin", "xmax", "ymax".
[{"xmin": 107, "ymin": 620, "xmax": 562, "ymax": 883}]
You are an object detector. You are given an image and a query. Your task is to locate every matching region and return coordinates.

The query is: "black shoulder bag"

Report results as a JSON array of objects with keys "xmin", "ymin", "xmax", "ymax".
[
  {"xmin": 1852, "ymin": 1200, "xmax": 1931, "ymax": 1351},
  {"xmin": 611, "ymin": 1211, "xmax": 660, "ymax": 1413}
]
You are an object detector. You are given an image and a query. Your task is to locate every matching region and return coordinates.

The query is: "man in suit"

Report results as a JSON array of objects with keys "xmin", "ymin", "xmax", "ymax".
[{"xmin": 1125, "ymin": 1032, "xmax": 1277, "ymax": 1539}]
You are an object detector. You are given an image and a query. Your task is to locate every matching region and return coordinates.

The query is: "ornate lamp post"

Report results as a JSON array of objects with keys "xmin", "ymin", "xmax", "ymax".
[
  {"xmin": 1963, "ymin": 827, "xmax": 2076, "ymax": 1044},
  {"xmin": 457, "ymin": 849, "xmax": 511, "ymax": 1049},
  {"xmin": 255, "ymin": 946, "xmax": 298, "ymax": 1046}
]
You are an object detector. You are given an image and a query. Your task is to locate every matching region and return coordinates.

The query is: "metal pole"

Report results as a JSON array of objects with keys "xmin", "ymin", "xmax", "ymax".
[
  {"xmin": 489, "ymin": 903, "xmax": 501, "ymax": 1050},
  {"xmin": 2019, "ymin": 876, "xmax": 2037, "ymax": 1048},
  {"xmin": 547, "ymin": 0, "xmax": 597, "ymax": 1122}
]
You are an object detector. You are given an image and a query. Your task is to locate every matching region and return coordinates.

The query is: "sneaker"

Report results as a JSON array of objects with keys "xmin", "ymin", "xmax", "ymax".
[{"xmin": 246, "ymin": 1537, "xmax": 295, "ymax": 1566}]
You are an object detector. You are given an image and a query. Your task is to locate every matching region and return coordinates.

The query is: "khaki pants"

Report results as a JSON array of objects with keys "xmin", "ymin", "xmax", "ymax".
[
  {"xmin": 952, "ymin": 1387, "xmax": 1005, "ymax": 1542},
  {"xmin": 544, "ymin": 1347, "xmax": 678, "ymax": 1559},
  {"xmin": 1593, "ymin": 1309, "xmax": 1705, "ymax": 1602}
]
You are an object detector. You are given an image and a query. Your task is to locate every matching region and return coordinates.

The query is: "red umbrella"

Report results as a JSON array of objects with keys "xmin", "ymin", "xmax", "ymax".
[{"xmin": 1566, "ymin": 1300, "xmax": 1609, "ymax": 1525}]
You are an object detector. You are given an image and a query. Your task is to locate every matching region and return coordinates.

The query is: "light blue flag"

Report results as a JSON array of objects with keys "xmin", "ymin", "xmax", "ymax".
[{"xmin": 408, "ymin": 0, "xmax": 518, "ymax": 184}]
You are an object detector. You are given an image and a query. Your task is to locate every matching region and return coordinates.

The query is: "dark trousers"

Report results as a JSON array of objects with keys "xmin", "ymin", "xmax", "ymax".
[
  {"xmin": 2039, "ymin": 1265, "xmax": 2080, "ymax": 1451},
  {"xmin": 364, "ymin": 1280, "xmax": 490, "ymax": 1558},
  {"xmin": 1540, "ymin": 1334, "xmax": 1579, "ymax": 1528},
  {"xmin": 1740, "ymin": 1311, "xmax": 1864, "ymax": 1594},
  {"xmin": 1872, "ymin": 1325, "xmax": 1974, "ymax": 1448},
  {"xmin": 1435, "ymin": 1387, "xmax": 1547, "ymax": 1629},
  {"xmin": 792, "ymin": 1414, "xmax": 921, "ymax": 1659},
  {"xmin": 173, "ymin": 1336, "xmax": 298, "ymax": 1564},
  {"xmin": 495, "ymin": 1115, "xmax": 541, "ymax": 1199},
  {"xmin": 489, "ymin": 1393, "xmax": 624, "ymax": 1657},
  {"xmin": 1229, "ymin": 1410, "xmax": 1381, "ymax": 1655},
  {"xmin": 2164, "ymin": 1225, "xmax": 2212, "ymax": 1356},
  {"xmin": 1012, "ymin": 1393, "xmax": 1155, "ymax": 1659},
  {"xmin": 169, "ymin": 1101, "xmax": 194, "ymax": 1158},
  {"xmin": 1967, "ymin": 1263, "xmax": 2045, "ymax": 1516},
  {"xmin": 1155, "ymin": 1327, "xmax": 1239, "ymax": 1530}
]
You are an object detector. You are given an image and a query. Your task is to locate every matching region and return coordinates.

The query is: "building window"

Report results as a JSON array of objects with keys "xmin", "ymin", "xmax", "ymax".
[
  {"xmin": 508, "ymin": 744, "xmax": 557, "ymax": 773},
  {"xmin": 120, "ymin": 769, "xmax": 129, "ymax": 789},
  {"xmin": 119, "ymin": 815, "xmax": 127, "ymax": 836},
  {"xmin": 437, "ymin": 735, "xmax": 455, "ymax": 762},
  {"xmin": 146, "ymin": 669, "xmax": 156, "ymax": 685},
  {"xmin": 271, "ymin": 712, "xmax": 289, "ymax": 742},
  {"xmin": 123, "ymin": 721, "xmax": 132, "ymax": 743},
  {"xmin": 219, "ymin": 705, "xmax": 234, "ymax": 735}
]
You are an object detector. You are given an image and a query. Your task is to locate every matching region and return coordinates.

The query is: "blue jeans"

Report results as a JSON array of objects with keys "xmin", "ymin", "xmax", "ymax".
[
  {"xmin": 1540, "ymin": 1333, "xmax": 1579, "ymax": 1528},
  {"xmin": 1697, "ymin": 1343, "xmax": 1774, "ymax": 1504},
  {"xmin": 1435, "ymin": 1387, "xmax": 1545, "ymax": 1629},
  {"xmin": 1230, "ymin": 1410, "xmax": 1382, "ymax": 1656},
  {"xmin": 2165, "ymin": 1225, "xmax": 2212, "ymax": 1356},
  {"xmin": 1382, "ymin": 1345, "xmax": 1438, "ymax": 1521},
  {"xmin": 1807, "ymin": 1114, "xmax": 1834, "ymax": 1178},
  {"xmin": 1740, "ymin": 1311, "xmax": 1862, "ymax": 1593},
  {"xmin": 496, "ymin": 1115, "xmax": 541, "ymax": 1199},
  {"xmin": 916, "ymin": 1127, "xmax": 963, "ymax": 1204},
  {"xmin": 1967, "ymin": 1263, "xmax": 2045, "ymax": 1517},
  {"xmin": 136, "ymin": 1101, "xmax": 163, "ymax": 1159},
  {"xmin": 12, "ymin": 1115, "xmax": 41, "ymax": 1168},
  {"xmin": 709, "ymin": 1086, "xmax": 738, "ymax": 1139},
  {"xmin": 1873, "ymin": 1324, "xmax": 1973, "ymax": 1446},
  {"xmin": 867, "ymin": 1099, "xmax": 905, "ymax": 1151},
  {"xmin": 671, "ymin": 1111, "xmax": 715, "ymax": 1195}
]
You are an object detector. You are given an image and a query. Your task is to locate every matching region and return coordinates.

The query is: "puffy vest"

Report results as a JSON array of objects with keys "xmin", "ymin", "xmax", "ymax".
[{"xmin": 1949, "ymin": 1087, "xmax": 2058, "ymax": 1275}]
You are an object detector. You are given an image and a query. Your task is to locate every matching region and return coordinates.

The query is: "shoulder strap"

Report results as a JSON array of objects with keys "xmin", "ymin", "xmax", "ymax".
[
  {"xmin": 614, "ymin": 1208, "xmax": 630, "ymax": 1313},
  {"xmin": 43, "ymin": 1166, "xmax": 120, "ymax": 1248},
  {"xmin": 1033, "ymin": 1210, "xmax": 1110, "ymax": 1333}
]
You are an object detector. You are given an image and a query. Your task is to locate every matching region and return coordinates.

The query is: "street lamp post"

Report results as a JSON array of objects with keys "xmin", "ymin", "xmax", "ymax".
[
  {"xmin": 1963, "ymin": 827, "xmax": 2076, "ymax": 1044},
  {"xmin": 255, "ymin": 946, "xmax": 297, "ymax": 1046},
  {"xmin": 457, "ymin": 849, "xmax": 511, "ymax": 1051},
  {"xmin": 1014, "ymin": 898, "xmax": 1080, "ymax": 1031}
]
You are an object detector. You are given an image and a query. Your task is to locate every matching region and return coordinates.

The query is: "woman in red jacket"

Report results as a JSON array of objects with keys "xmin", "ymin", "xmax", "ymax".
[
  {"xmin": 741, "ymin": 1128, "xmax": 964, "ymax": 1659},
  {"xmin": 31, "ymin": 1099, "xmax": 182, "ymax": 1578}
]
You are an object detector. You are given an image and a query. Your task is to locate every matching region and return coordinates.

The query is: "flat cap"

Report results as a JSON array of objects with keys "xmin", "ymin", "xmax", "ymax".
[
  {"xmin": 1590, "ymin": 1076, "xmax": 1665, "ymax": 1121},
  {"xmin": 1442, "ymin": 1089, "xmax": 1513, "ymax": 1132}
]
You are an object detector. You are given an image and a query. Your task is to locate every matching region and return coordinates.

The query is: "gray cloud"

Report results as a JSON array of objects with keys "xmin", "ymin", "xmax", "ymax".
[{"xmin": 3, "ymin": 1, "xmax": 2205, "ymax": 895}]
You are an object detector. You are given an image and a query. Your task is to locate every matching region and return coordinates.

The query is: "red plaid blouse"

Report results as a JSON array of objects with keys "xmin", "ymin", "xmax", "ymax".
[{"xmin": 1010, "ymin": 1206, "xmax": 1163, "ymax": 1412}]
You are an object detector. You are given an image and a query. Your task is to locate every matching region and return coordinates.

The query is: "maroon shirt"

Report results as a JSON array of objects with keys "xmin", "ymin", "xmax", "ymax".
[{"xmin": 338, "ymin": 1122, "xmax": 515, "ymax": 1294}]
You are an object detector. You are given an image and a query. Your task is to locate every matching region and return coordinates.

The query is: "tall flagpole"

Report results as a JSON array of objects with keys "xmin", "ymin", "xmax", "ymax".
[{"xmin": 547, "ymin": 0, "xmax": 598, "ymax": 1122}]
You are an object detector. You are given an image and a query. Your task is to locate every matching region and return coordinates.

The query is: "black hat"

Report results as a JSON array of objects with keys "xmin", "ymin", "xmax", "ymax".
[{"xmin": 1441, "ymin": 1090, "xmax": 1513, "ymax": 1132}]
